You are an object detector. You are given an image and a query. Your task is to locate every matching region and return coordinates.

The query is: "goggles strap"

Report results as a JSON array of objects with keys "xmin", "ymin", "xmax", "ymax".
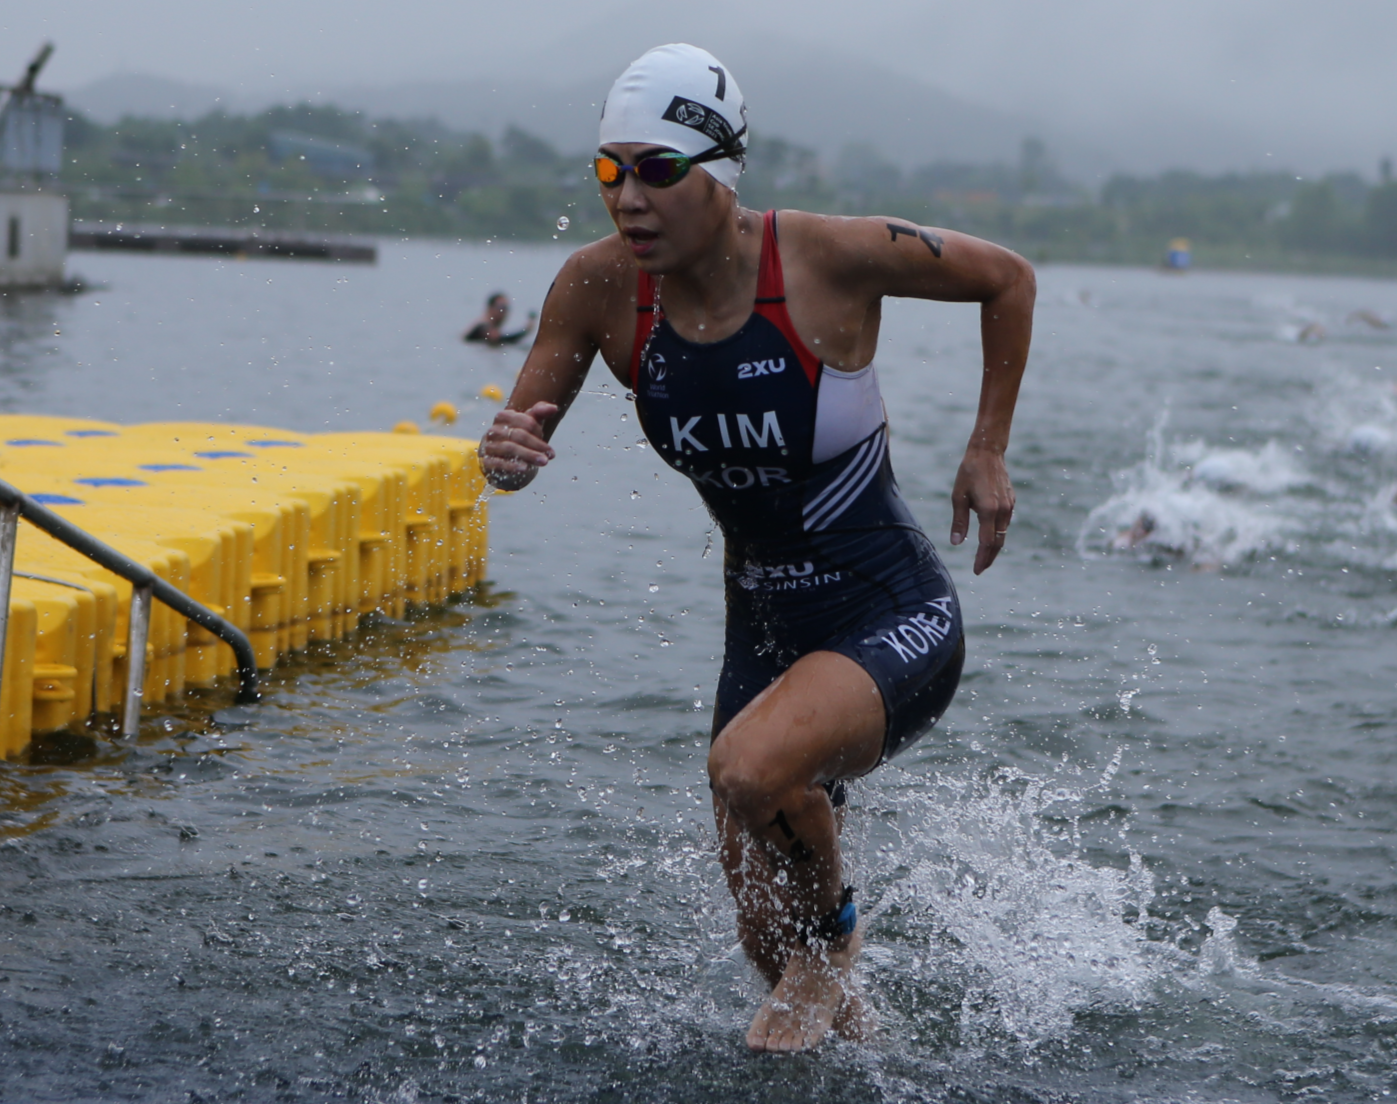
[{"xmin": 688, "ymin": 124, "xmax": 748, "ymax": 168}]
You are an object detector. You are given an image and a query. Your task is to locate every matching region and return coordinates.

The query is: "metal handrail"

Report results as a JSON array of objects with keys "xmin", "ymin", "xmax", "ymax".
[{"xmin": 0, "ymin": 477, "xmax": 259, "ymax": 737}]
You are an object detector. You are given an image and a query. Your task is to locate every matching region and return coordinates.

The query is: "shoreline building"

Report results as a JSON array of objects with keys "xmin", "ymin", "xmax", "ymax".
[{"xmin": 0, "ymin": 44, "xmax": 67, "ymax": 291}]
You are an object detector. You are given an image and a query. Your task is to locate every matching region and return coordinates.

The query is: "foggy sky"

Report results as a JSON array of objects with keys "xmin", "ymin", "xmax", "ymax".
[{"xmin": 5, "ymin": 0, "xmax": 1396, "ymax": 177}]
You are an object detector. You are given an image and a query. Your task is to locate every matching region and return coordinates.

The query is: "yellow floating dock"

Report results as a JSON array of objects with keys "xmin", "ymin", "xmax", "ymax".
[{"xmin": 0, "ymin": 414, "xmax": 488, "ymax": 757}]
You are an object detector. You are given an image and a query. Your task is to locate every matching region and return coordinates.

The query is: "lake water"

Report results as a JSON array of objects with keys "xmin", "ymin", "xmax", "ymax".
[{"xmin": 2, "ymin": 239, "xmax": 1396, "ymax": 1103}]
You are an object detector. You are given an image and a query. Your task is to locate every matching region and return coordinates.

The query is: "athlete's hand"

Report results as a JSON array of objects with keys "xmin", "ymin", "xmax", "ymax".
[
  {"xmin": 479, "ymin": 401, "xmax": 558, "ymax": 491},
  {"xmin": 950, "ymin": 446, "xmax": 1015, "ymax": 574}
]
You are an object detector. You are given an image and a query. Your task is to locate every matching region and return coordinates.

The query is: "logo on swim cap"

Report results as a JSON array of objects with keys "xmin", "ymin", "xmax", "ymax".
[
  {"xmin": 661, "ymin": 97, "xmax": 739, "ymax": 148},
  {"xmin": 672, "ymin": 101, "xmax": 706, "ymax": 127}
]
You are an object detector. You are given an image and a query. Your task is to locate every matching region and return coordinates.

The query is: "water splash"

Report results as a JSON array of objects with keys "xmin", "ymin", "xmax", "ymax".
[
  {"xmin": 1183, "ymin": 439, "xmax": 1315, "ymax": 495},
  {"xmin": 862, "ymin": 750, "xmax": 1157, "ymax": 1049},
  {"xmin": 1082, "ymin": 369, "xmax": 1397, "ymax": 573},
  {"xmin": 518, "ymin": 745, "xmax": 1171, "ymax": 1058},
  {"xmin": 1079, "ymin": 415, "xmax": 1299, "ymax": 567},
  {"xmin": 1312, "ymin": 363, "xmax": 1397, "ymax": 457},
  {"xmin": 592, "ymin": 750, "xmax": 1273, "ymax": 1062}
]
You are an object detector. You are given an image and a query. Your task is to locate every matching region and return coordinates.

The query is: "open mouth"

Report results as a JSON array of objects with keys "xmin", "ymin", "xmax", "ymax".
[{"xmin": 624, "ymin": 227, "xmax": 659, "ymax": 254}]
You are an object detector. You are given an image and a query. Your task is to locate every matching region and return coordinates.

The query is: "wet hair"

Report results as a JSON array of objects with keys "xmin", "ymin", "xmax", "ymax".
[{"xmin": 487, "ymin": 292, "xmax": 509, "ymax": 308}]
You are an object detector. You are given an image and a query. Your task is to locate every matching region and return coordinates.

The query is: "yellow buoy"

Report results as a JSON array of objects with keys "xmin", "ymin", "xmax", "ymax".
[
  {"xmin": 393, "ymin": 421, "xmax": 421, "ymax": 435},
  {"xmin": 479, "ymin": 384, "xmax": 504, "ymax": 402},
  {"xmin": 429, "ymin": 401, "xmax": 459, "ymax": 426}
]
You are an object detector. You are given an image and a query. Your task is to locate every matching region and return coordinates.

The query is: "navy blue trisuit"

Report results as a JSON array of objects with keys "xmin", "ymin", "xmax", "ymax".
[{"xmin": 629, "ymin": 210, "xmax": 964, "ymax": 774}]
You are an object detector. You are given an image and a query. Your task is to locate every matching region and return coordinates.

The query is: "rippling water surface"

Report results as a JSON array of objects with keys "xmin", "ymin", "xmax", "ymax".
[{"xmin": 2, "ymin": 243, "xmax": 1396, "ymax": 1102}]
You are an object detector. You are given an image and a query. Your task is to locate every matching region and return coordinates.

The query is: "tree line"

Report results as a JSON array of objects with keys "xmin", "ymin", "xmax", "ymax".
[{"xmin": 58, "ymin": 103, "xmax": 1397, "ymax": 271}]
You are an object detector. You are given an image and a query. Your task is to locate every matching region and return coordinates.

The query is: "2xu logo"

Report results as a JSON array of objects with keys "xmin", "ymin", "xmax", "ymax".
[
  {"xmin": 743, "ymin": 560, "xmax": 817, "ymax": 580},
  {"xmin": 877, "ymin": 598, "xmax": 956, "ymax": 664},
  {"xmin": 736, "ymin": 358, "xmax": 785, "ymax": 379}
]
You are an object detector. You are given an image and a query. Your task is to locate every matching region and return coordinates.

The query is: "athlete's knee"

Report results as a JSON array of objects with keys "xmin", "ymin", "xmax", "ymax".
[
  {"xmin": 707, "ymin": 733, "xmax": 797, "ymax": 826},
  {"xmin": 707, "ymin": 734, "xmax": 758, "ymax": 817},
  {"xmin": 715, "ymin": 732, "xmax": 782, "ymax": 821}
]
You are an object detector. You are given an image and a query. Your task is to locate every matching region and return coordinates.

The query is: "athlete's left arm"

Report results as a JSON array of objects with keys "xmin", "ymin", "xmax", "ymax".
[{"xmin": 833, "ymin": 217, "xmax": 1035, "ymax": 575}]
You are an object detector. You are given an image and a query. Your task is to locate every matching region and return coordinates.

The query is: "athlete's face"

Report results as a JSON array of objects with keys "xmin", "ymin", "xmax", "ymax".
[{"xmin": 598, "ymin": 142, "xmax": 733, "ymax": 273}]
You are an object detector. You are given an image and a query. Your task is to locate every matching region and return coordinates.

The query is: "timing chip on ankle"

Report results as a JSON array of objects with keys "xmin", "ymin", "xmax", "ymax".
[{"xmin": 797, "ymin": 885, "xmax": 856, "ymax": 945}]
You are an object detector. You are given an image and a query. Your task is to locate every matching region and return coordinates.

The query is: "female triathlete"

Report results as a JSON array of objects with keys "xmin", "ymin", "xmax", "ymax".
[{"xmin": 478, "ymin": 43, "xmax": 1034, "ymax": 1052}]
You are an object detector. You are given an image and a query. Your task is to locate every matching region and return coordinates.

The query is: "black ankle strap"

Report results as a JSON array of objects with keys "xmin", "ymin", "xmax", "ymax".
[{"xmin": 796, "ymin": 886, "xmax": 857, "ymax": 946}]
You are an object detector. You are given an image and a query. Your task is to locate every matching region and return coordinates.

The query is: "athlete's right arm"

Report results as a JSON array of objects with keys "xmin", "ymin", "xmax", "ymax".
[{"xmin": 478, "ymin": 253, "xmax": 605, "ymax": 491}]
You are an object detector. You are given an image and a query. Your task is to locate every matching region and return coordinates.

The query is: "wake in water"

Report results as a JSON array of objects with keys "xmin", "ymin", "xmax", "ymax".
[
  {"xmin": 1079, "ymin": 362, "xmax": 1397, "ymax": 573},
  {"xmin": 1077, "ymin": 414, "xmax": 1308, "ymax": 568}
]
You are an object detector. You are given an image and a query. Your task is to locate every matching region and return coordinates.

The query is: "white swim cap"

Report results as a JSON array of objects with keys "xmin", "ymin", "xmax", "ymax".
[{"xmin": 599, "ymin": 43, "xmax": 747, "ymax": 191}]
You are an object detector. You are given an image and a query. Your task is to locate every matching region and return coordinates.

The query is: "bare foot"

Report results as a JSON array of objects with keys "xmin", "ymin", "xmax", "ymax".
[
  {"xmin": 831, "ymin": 977, "xmax": 877, "ymax": 1044},
  {"xmin": 746, "ymin": 943, "xmax": 851, "ymax": 1052}
]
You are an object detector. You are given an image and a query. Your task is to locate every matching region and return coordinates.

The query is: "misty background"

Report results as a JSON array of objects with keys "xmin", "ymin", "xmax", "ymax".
[
  {"xmin": 6, "ymin": 1, "xmax": 1397, "ymax": 268},
  {"xmin": 8, "ymin": 0, "xmax": 1396, "ymax": 179}
]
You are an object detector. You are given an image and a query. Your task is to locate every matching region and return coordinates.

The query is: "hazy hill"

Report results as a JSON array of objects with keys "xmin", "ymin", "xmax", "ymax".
[
  {"xmin": 69, "ymin": 43, "xmax": 1109, "ymax": 178},
  {"xmin": 311, "ymin": 44, "xmax": 1071, "ymax": 170},
  {"xmin": 68, "ymin": 73, "xmax": 228, "ymax": 121}
]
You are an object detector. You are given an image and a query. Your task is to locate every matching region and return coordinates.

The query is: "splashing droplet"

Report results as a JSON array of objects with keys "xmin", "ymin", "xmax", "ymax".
[
  {"xmin": 774, "ymin": 869, "xmax": 789, "ymax": 885},
  {"xmin": 556, "ymin": 216, "xmax": 570, "ymax": 231}
]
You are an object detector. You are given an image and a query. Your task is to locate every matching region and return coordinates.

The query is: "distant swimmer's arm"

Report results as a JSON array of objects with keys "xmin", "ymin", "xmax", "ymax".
[
  {"xmin": 844, "ymin": 216, "xmax": 1036, "ymax": 574},
  {"xmin": 496, "ymin": 313, "xmax": 538, "ymax": 346},
  {"xmin": 479, "ymin": 260, "xmax": 601, "ymax": 491}
]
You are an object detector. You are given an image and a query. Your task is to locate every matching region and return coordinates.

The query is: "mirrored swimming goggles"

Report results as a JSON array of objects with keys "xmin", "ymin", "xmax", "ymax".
[{"xmin": 594, "ymin": 131, "xmax": 747, "ymax": 189}]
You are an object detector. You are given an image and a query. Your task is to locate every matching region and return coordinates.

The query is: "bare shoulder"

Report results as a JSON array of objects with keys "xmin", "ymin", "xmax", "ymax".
[
  {"xmin": 561, "ymin": 235, "xmax": 636, "ymax": 297},
  {"xmin": 773, "ymin": 209, "xmax": 877, "ymax": 253},
  {"xmin": 774, "ymin": 210, "xmax": 908, "ymax": 284},
  {"xmin": 541, "ymin": 236, "xmax": 639, "ymax": 333},
  {"xmin": 778, "ymin": 208, "xmax": 1031, "ymax": 302}
]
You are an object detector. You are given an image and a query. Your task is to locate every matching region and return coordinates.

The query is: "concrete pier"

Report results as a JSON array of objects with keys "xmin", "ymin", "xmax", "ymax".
[
  {"xmin": 0, "ymin": 192, "xmax": 68, "ymax": 289},
  {"xmin": 68, "ymin": 221, "xmax": 377, "ymax": 263}
]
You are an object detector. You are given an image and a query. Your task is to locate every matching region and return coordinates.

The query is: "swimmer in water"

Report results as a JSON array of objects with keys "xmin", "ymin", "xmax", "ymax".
[
  {"xmin": 1113, "ymin": 510, "xmax": 1157, "ymax": 551},
  {"xmin": 463, "ymin": 292, "xmax": 536, "ymax": 346},
  {"xmin": 478, "ymin": 44, "xmax": 1034, "ymax": 1053},
  {"xmin": 1347, "ymin": 309, "xmax": 1390, "ymax": 330}
]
